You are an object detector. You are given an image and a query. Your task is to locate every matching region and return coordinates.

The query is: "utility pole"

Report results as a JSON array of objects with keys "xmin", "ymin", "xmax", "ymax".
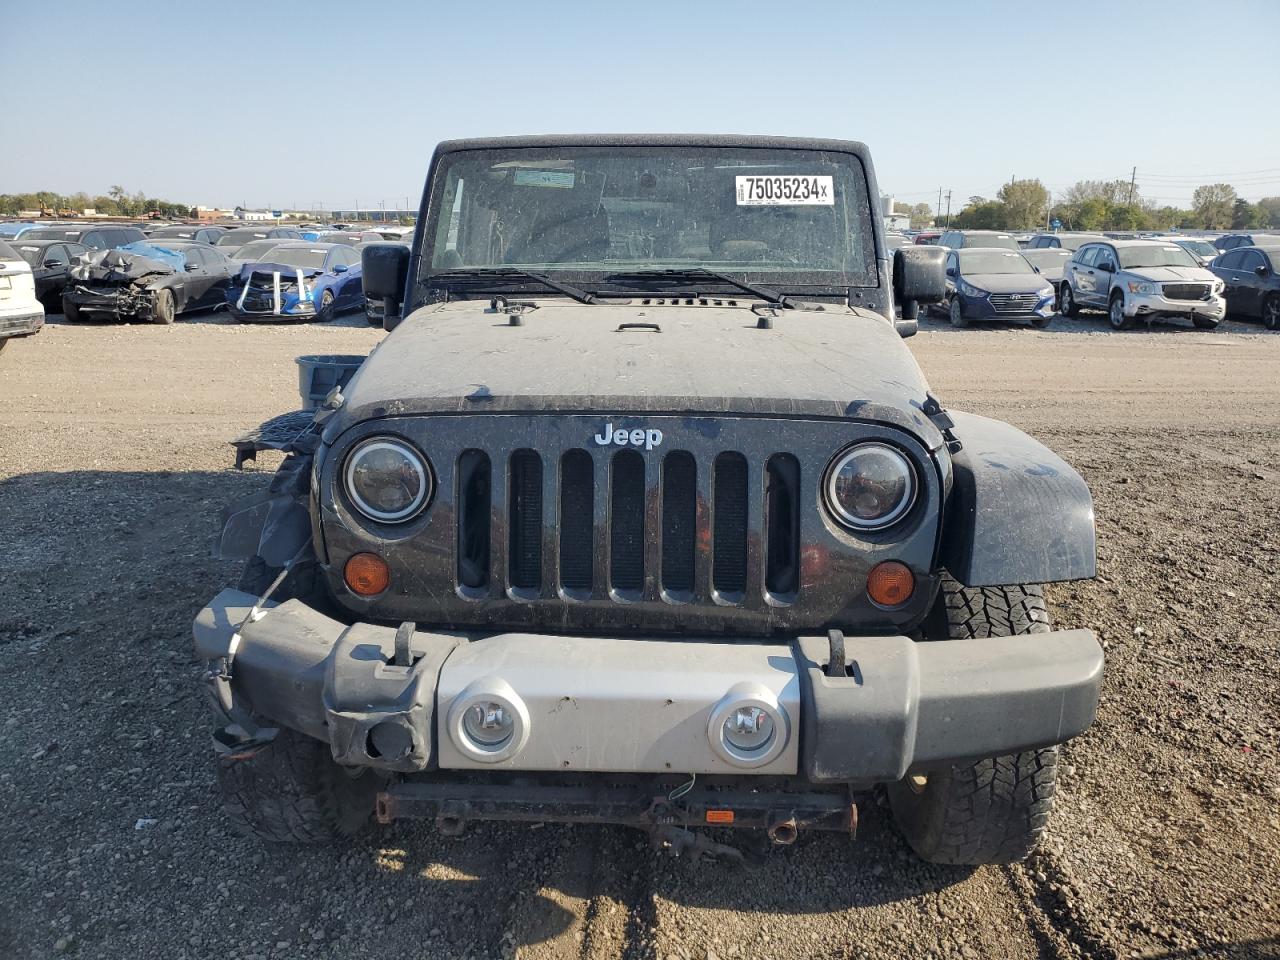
[
  {"xmin": 937, "ymin": 187, "xmax": 943, "ymax": 227},
  {"xmin": 1127, "ymin": 166, "xmax": 1137, "ymax": 206},
  {"xmin": 944, "ymin": 190, "xmax": 952, "ymax": 227}
]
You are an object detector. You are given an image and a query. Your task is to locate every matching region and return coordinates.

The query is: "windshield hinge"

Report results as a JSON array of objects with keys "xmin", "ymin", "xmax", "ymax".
[{"xmin": 922, "ymin": 394, "xmax": 962, "ymax": 453}]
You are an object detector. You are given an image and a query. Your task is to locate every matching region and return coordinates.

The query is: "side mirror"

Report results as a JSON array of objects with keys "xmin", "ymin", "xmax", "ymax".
[
  {"xmin": 333, "ymin": 263, "xmax": 349, "ymax": 274},
  {"xmin": 362, "ymin": 242, "xmax": 410, "ymax": 328},
  {"xmin": 1256, "ymin": 265, "xmax": 1269, "ymax": 277},
  {"xmin": 1032, "ymin": 265, "xmax": 1042, "ymax": 273},
  {"xmin": 945, "ymin": 265, "xmax": 956, "ymax": 277},
  {"xmin": 893, "ymin": 246, "xmax": 947, "ymax": 332}
]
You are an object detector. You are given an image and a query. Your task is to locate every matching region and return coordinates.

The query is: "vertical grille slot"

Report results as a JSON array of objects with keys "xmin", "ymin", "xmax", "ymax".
[
  {"xmin": 456, "ymin": 450, "xmax": 491, "ymax": 591},
  {"xmin": 765, "ymin": 454, "xmax": 800, "ymax": 597},
  {"xmin": 661, "ymin": 451, "xmax": 696, "ymax": 595},
  {"xmin": 559, "ymin": 449, "xmax": 594, "ymax": 592},
  {"xmin": 712, "ymin": 452, "xmax": 748, "ymax": 596},
  {"xmin": 508, "ymin": 450, "xmax": 542, "ymax": 591},
  {"xmin": 610, "ymin": 450, "xmax": 646, "ymax": 592}
]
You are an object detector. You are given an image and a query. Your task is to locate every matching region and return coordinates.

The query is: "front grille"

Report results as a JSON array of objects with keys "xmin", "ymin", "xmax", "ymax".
[
  {"xmin": 988, "ymin": 292, "xmax": 1042, "ymax": 313},
  {"xmin": 1162, "ymin": 283, "xmax": 1210, "ymax": 301},
  {"xmin": 452, "ymin": 443, "xmax": 783, "ymax": 605}
]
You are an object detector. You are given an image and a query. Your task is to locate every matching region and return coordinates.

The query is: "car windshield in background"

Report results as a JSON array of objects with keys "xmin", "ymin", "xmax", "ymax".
[
  {"xmin": 1118, "ymin": 245, "xmax": 1198, "ymax": 269},
  {"xmin": 424, "ymin": 145, "xmax": 878, "ymax": 290},
  {"xmin": 21, "ymin": 228, "xmax": 82, "ymax": 241},
  {"xmin": 234, "ymin": 240, "xmax": 288, "ymax": 260},
  {"xmin": 14, "ymin": 244, "xmax": 43, "ymax": 265},
  {"xmin": 263, "ymin": 247, "xmax": 330, "ymax": 270},
  {"xmin": 217, "ymin": 232, "xmax": 267, "ymax": 247},
  {"xmin": 1021, "ymin": 249, "xmax": 1071, "ymax": 267},
  {"xmin": 970, "ymin": 235, "xmax": 1019, "ymax": 250},
  {"xmin": 1176, "ymin": 240, "xmax": 1217, "ymax": 258},
  {"xmin": 959, "ymin": 250, "xmax": 1034, "ymax": 274}
]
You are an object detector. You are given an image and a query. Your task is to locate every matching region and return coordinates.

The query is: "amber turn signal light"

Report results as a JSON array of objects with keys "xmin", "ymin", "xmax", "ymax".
[
  {"xmin": 344, "ymin": 552, "xmax": 390, "ymax": 596},
  {"xmin": 705, "ymin": 809, "xmax": 735, "ymax": 825},
  {"xmin": 867, "ymin": 561, "xmax": 914, "ymax": 607}
]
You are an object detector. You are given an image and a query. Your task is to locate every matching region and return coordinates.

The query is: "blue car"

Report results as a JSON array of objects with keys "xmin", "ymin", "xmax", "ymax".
[
  {"xmin": 0, "ymin": 222, "xmax": 44, "ymax": 239},
  {"xmin": 935, "ymin": 247, "xmax": 1056, "ymax": 328},
  {"xmin": 225, "ymin": 241, "xmax": 363, "ymax": 321}
]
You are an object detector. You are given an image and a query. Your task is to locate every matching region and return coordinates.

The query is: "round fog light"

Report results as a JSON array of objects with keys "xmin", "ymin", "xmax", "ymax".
[
  {"xmin": 723, "ymin": 706, "xmax": 775, "ymax": 753},
  {"xmin": 462, "ymin": 701, "xmax": 514, "ymax": 747}
]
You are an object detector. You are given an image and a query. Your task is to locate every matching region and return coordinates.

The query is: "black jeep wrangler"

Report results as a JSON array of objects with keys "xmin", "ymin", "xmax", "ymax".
[{"xmin": 196, "ymin": 135, "xmax": 1101, "ymax": 865}]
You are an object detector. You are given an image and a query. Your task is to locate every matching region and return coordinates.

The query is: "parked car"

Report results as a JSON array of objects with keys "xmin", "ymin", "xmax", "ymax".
[
  {"xmin": 214, "ymin": 226, "xmax": 303, "ymax": 256},
  {"xmin": 913, "ymin": 231, "xmax": 941, "ymax": 245},
  {"xmin": 225, "ymin": 241, "xmax": 363, "ymax": 321},
  {"xmin": 1162, "ymin": 236, "xmax": 1220, "ymax": 266},
  {"xmin": 10, "ymin": 238, "xmax": 90, "ymax": 310},
  {"xmin": 147, "ymin": 224, "xmax": 228, "ymax": 245},
  {"xmin": 0, "ymin": 238, "xmax": 45, "ymax": 352},
  {"xmin": 1019, "ymin": 248, "xmax": 1074, "ymax": 305},
  {"xmin": 62, "ymin": 240, "xmax": 237, "ymax": 324},
  {"xmin": 1058, "ymin": 239, "xmax": 1225, "ymax": 330},
  {"xmin": 937, "ymin": 229, "xmax": 1020, "ymax": 251},
  {"xmin": 1025, "ymin": 232, "xmax": 1105, "ymax": 251},
  {"xmin": 934, "ymin": 247, "xmax": 1055, "ymax": 328},
  {"xmin": 1214, "ymin": 234, "xmax": 1259, "ymax": 252},
  {"xmin": 1209, "ymin": 243, "xmax": 1280, "ymax": 329},
  {"xmin": 223, "ymin": 238, "xmax": 298, "ymax": 265},
  {"xmin": 18, "ymin": 224, "xmax": 147, "ymax": 250},
  {"xmin": 196, "ymin": 134, "xmax": 1101, "ymax": 866}
]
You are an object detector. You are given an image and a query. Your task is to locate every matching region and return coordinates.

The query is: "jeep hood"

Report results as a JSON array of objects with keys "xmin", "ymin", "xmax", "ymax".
[{"xmin": 328, "ymin": 299, "xmax": 943, "ymax": 444}]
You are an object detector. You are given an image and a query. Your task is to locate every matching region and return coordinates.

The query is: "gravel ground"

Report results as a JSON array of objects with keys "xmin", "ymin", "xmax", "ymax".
[{"xmin": 0, "ymin": 307, "xmax": 1277, "ymax": 960}]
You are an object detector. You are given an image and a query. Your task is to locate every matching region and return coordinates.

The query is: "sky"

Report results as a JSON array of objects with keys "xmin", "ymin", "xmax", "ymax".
[{"xmin": 3, "ymin": 0, "xmax": 1279, "ymax": 214}]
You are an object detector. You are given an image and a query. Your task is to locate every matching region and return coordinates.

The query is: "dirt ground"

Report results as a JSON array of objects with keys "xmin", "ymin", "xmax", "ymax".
[{"xmin": 0, "ymin": 309, "xmax": 1277, "ymax": 960}]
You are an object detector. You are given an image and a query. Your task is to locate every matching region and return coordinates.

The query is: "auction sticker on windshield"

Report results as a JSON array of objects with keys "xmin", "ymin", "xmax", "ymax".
[{"xmin": 735, "ymin": 175, "xmax": 833, "ymax": 205}]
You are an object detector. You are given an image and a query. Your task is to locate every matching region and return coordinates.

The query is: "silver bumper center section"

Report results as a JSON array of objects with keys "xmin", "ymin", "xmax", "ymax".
[{"xmin": 194, "ymin": 589, "xmax": 1102, "ymax": 782}]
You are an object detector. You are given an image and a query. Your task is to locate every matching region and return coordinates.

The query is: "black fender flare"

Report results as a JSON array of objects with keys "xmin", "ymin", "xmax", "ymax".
[{"xmin": 940, "ymin": 411, "xmax": 1096, "ymax": 587}]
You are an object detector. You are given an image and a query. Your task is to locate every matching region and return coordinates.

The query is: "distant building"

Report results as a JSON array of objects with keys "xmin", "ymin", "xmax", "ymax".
[
  {"xmin": 326, "ymin": 207, "xmax": 415, "ymax": 223},
  {"xmin": 195, "ymin": 207, "xmax": 230, "ymax": 221},
  {"xmin": 234, "ymin": 207, "xmax": 274, "ymax": 221}
]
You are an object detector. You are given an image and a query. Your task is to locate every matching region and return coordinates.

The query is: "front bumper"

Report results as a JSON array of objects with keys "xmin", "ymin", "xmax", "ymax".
[
  {"xmin": 1124, "ymin": 290, "xmax": 1225, "ymax": 320},
  {"xmin": 958, "ymin": 292, "xmax": 1055, "ymax": 322},
  {"xmin": 195, "ymin": 590, "xmax": 1102, "ymax": 783},
  {"xmin": 0, "ymin": 307, "xmax": 45, "ymax": 339},
  {"xmin": 63, "ymin": 286, "xmax": 149, "ymax": 317}
]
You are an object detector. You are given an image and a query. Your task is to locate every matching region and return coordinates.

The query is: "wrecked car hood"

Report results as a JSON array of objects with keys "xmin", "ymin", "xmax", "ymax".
[
  {"xmin": 329, "ymin": 299, "xmax": 942, "ymax": 441},
  {"xmin": 71, "ymin": 242, "xmax": 181, "ymax": 284}
]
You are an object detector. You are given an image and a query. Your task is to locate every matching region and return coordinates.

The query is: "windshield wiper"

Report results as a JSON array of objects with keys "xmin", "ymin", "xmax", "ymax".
[
  {"xmin": 425, "ymin": 267, "xmax": 599, "ymax": 305},
  {"xmin": 603, "ymin": 268, "xmax": 800, "ymax": 308}
]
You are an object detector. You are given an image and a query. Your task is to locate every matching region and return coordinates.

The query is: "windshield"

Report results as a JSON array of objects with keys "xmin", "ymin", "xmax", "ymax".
[
  {"xmin": 22, "ymin": 228, "xmax": 83, "ymax": 241},
  {"xmin": 1021, "ymin": 250, "xmax": 1071, "ymax": 269},
  {"xmin": 962, "ymin": 234, "xmax": 1019, "ymax": 250},
  {"xmin": 150, "ymin": 227, "xmax": 197, "ymax": 239},
  {"xmin": 262, "ymin": 247, "xmax": 330, "ymax": 269},
  {"xmin": 421, "ymin": 145, "xmax": 878, "ymax": 292},
  {"xmin": 1175, "ymin": 239, "xmax": 1217, "ymax": 258},
  {"xmin": 1118, "ymin": 245, "xmax": 1198, "ymax": 269},
  {"xmin": 233, "ymin": 240, "xmax": 287, "ymax": 260},
  {"xmin": 217, "ymin": 231, "xmax": 267, "ymax": 246},
  {"xmin": 959, "ymin": 250, "xmax": 1034, "ymax": 274}
]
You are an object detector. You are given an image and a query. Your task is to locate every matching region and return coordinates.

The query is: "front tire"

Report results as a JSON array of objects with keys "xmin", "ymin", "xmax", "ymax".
[
  {"xmin": 1108, "ymin": 291, "xmax": 1133, "ymax": 330},
  {"xmin": 318, "ymin": 289, "xmax": 335, "ymax": 321},
  {"xmin": 888, "ymin": 579, "xmax": 1062, "ymax": 865},
  {"xmin": 1263, "ymin": 292, "xmax": 1280, "ymax": 331},
  {"xmin": 151, "ymin": 288, "xmax": 175, "ymax": 324},
  {"xmin": 1058, "ymin": 282, "xmax": 1078, "ymax": 318},
  {"xmin": 948, "ymin": 297, "xmax": 969, "ymax": 328},
  {"xmin": 216, "ymin": 726, "xmax": 378, "ymax": 843}
]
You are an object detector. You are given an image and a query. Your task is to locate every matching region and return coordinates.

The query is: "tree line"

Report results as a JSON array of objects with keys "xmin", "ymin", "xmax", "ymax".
[
  {"xmin": 895, "ymin": 179, "xmax": 1280, "ymax": 233},
  {"xmin": 0, "ymin": 186, "xmax": 192, "ymax": 219}
]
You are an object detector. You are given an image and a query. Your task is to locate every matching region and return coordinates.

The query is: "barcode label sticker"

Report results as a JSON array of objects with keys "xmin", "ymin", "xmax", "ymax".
[{"xmin": 735, "ymin": 175, "xmax": 833, "ymax": 205}]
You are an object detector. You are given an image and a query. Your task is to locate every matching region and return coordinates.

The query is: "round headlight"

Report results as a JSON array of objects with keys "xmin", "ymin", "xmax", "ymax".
[
  {"xmin": 824, "ymin": 442, "xmax": 916, "ymax": 530},
  {"xmin": 344, "ymin": 438, "xmax": 431, "ymax": 522}
]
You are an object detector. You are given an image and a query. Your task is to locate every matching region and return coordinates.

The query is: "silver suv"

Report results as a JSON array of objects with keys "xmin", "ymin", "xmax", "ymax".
[{"xmin": 1058, "ymin": 239, "xmax": 1226, "ymax": 330}]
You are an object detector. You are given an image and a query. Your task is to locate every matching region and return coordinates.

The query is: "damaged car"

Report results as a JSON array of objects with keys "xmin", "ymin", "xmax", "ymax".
[
  {"xmin": 196, "ymin": 135, "xmax": 1102, "ymax": 866},
  {"xmin": 225, "ymin": 241, "xmax": 363, "ymax": 322},
  {"xmin": 214, "ymin": 226, "xmax": 302, "ymax": 257},
  {"xmin": 147, "ymin": 224, "xmax": 228, "ymax": 245},
  {"xmin": 63, "ymin": 240, "xmax": 236, "ymax": 323},
  {"xmin": 0, "ymin": 238, "xmax": 45, "ymax": 352},
  {"xmin": 12, "ymin": 238, "xmax": 90, "ymax": 311}
]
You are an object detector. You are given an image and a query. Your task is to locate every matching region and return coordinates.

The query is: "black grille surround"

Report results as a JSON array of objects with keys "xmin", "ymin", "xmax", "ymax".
[
  {"xmin": 1162, "ymin": 282, "xmax": 1212, "ymax": 301},
  {"xmin": 319, "ymin": 414, "xmax": 945, "ymax": 637}
]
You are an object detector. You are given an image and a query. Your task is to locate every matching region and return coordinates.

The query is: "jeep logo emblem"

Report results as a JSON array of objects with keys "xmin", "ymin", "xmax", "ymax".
[{"xmin": 594, "ymin": 422, "xmax": 664, "ymax": 451}]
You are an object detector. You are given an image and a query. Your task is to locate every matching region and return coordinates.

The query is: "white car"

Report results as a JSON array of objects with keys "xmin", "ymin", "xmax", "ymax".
[
  {"xmin": 1058, "ymin": 239, "xmax": 1226, "ymax": 330},
  {"xmin": 0, "ymin": 238, "xmax": 45, "ymax": 353}
]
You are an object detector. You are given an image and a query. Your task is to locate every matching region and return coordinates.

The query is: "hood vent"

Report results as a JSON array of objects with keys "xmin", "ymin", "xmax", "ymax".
[{"xmin": 638, "ymin": 297, "xmax": 739, "ymax": 307}]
